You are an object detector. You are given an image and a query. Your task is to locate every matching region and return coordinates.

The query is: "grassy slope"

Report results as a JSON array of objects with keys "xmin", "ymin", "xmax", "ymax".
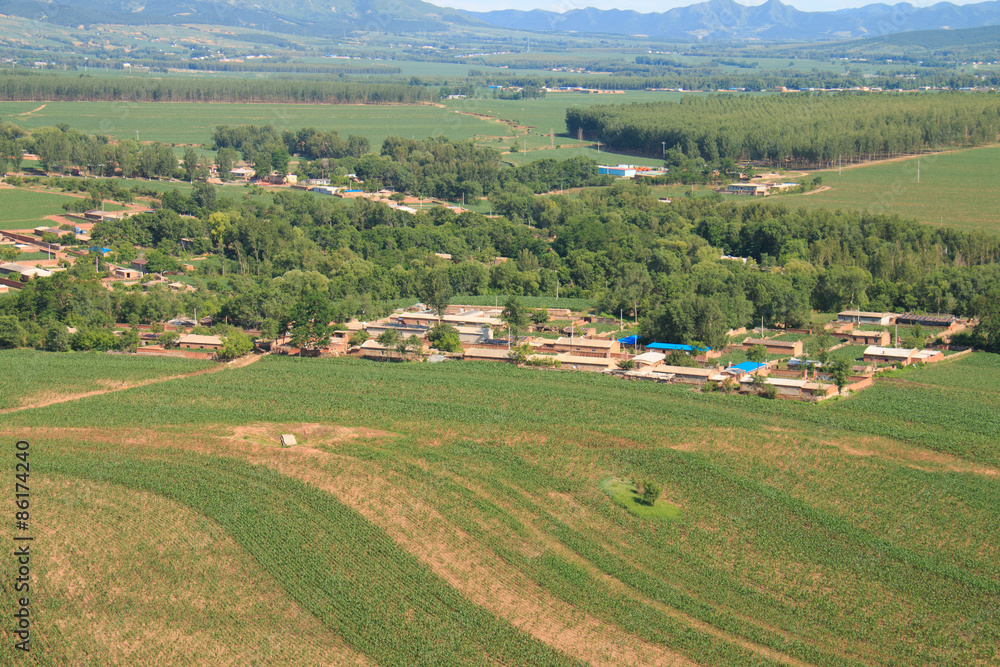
[{"xmin": 0, "ymin": 352, "xmax": 997, "ymax": 666}]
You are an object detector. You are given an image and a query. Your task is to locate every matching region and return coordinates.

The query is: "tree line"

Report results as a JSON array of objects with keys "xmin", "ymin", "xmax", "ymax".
[
  {"xmin": 0, "ymin": 72, "xmax": 434, "ymax": 104},
  {"xmin": 566, "ymin": 91, "xmax": 1000, "ymax": 166}
]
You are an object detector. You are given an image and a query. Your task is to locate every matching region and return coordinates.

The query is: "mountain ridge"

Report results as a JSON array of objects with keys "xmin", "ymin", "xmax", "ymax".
[{"xmin": 462, "ymin": 0, "xmax": 1000, "ymax": 41}]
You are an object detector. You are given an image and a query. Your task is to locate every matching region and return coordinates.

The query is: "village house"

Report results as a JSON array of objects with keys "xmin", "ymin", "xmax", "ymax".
[
  {"xmin": 631, "ymin": 351, "xmax": 666, "ymax": 369},
  {"xmin": 911, "ymin": 349, "xmax": 945, "ymax": 364},
  {"xmin": 131, "ymin": 258, "xmax": 149, "ymax": 274},
  {"xmin": 550, "ymin": 337, "xmax": 620, "ymax": 358},
  {"xmin": 726, "ymin": 183, "xmax": 769, "ymax": 196},
  {"xmin": 741, "ymin": 338, "xmax": 804, "ymax": 356},
  {"xmin": 111, "ymin": 267, "xmax": 143, "ymax": 280},
  {"xmin": 841, "ymin": 330, "xmax": 891, "ymax": 346},
  {"xmin": 863, "ymin": 346, "xmax": 918, "ymax": 365},
  {"xmin": 554, "ymin": 353, "xmax": 616, "ymax": 372},
  {"xmin": 895, "ymin": 313, "xmax": 960, "ymax": 330},
  {"xmin": 838, "ymin": 310, "xmax": 896, "ymax": 326},
  {"xmin": 655, "ymin": 365, "xmax": 724, "ymax": 386},
  {"xmin": 177, "ymin": 334, "xmax": 223, "ymax": 351},
  {"xmin": 741, "ymin": 376, "xmax": 837, "ymax": 399},
  {"xmin": 463, "ymin": 347, "xmax": 513, "ymax": 363}
]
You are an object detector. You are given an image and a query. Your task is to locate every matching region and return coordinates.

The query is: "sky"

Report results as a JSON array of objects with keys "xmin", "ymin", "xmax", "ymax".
[{"xmin": 433, "ymin": 0, "xmax": 980, "ymax": 14}]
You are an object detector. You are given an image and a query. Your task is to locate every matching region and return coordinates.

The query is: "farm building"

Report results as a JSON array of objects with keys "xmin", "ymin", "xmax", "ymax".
[
  {"xmin": 741, "ymin": 377, "xmax": 837, "ymax": 399},
  {"xmin": 83, "ymin": 210, "xmax": 128, "ymax": 222},
  {"xmin": 0, "ymin": 262, "xmax": 27, "ymax": 277},
  {"xmin": 454, "ymin": 325, "xmax": 492, "ymax": 346},
  {"xmin": 365, "ymin": 321, "xmax": 430, "ymax": 341},
  {"xmin": 358, "ymin": 339, "xmax": 419, "ymax": 361},
  {"xmin": 741, "ymin": 338, "xmax": 804, "ymax": 356},
  {"xmin": 554, "ymin": 353, "xmax": 616, "ymax": 372},
  {"xmin": 598, "ymin": 164, "xmax": 637, "ymax": 178},
  {"xmin": 112, "ymin": 267, "xmax": 142, "ymax": 280},
  {"xmin": 838, "ymin": 310, "xmax": 896, "ymax": 326},
  {"xmin": 632, "ymin": 351, "xmax": 666, "ymax": 368},
  {"xmin": 895, "ymin": 313, "xmax": 960, "ymax": 329},
  {"xmin": 655, "ymin": 365, "xmax": 723, "ymax": 386},
  {"xmin": 396, "ymin": 311, "xmax": 503, "ymax": 328},
  {"xmin": 177, "ymin": 334, "xmax": 223, "ymax": 351},
  {"xmin": 551, "ymin": 337, "xmax": 620, "ymax": 358},
  {"xmin": 911, "ymin": 349, "xmax": 945, "ymax": 363},
  {"xmin": 842, "ymin": 330, "xmax": 890, "ymax": 346},
  {"xmin": 645, "ymin": 342, "xmax": 710, "ymax": 353},
  {"xmin": 726, "ymin": 184, "xmax": 768, "ymax": 196},
  {"xmin": 131, "ymin": 258, "xmax": 149, "ymax": 273},
  {"xmin": 463, "ymin": 347, "xmax": 513, "ymax": 362},
  {"xmin": 863, "ymin": 346, "xmax": 918, "ymax": 365},
  {"xmin": 724, "ymin": 361, "xmax": 767, "ymax": 379}
]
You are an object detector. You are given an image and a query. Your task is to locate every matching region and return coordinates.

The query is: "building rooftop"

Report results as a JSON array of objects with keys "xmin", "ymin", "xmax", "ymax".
[
  {"xmin": 864, "ymin": 345, "xmax": 918, "ymax": 358},
  {"xmin": 178, "ymin": 334, "xmax": 223, "ymax": 346},
  {"xmin": 554, "ymin": 337, "xmax": 616, "ymax": 348}
]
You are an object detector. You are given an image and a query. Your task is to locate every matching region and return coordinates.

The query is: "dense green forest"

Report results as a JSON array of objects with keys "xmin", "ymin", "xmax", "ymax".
[
  {"xmin": 566, "ymin": 92, "xmax": 1000, "ymax": 165},
  {"xmin": 8, "ymin": 171, "xmax": 1000, "ymax": 352}
]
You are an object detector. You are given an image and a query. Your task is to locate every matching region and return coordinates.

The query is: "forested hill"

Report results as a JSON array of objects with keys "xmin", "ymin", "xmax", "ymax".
[{"xmin": 566, "ymin": 92, "xmax": 1000, "ymax": 166}]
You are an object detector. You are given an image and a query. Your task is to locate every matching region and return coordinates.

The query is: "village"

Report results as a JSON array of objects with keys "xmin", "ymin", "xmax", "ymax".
[{"xmin": 116, "ymin": 301, "xmax": 970, "ymax": 402}]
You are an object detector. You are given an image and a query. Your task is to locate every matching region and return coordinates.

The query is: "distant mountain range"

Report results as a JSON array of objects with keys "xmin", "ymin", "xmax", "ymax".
[
  {"xmin": 3, "ymin": 0, "xmax": 1000, "ymax": 42},
  {"xmin": 463, "ymin": 0, "xmax": 1000, "ymax": 41},
  {"xmin": 0, "ymin": 0, "xmax": 479, "ymax": 34}
]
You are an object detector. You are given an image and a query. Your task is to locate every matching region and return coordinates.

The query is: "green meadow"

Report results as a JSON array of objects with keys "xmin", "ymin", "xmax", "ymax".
[{"xmin": 777, "ymin": 145, "xmax": 1000, "ymax": 234}]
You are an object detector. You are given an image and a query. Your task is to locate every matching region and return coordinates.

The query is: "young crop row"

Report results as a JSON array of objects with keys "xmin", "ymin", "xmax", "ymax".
[{"xmin": 44, "ymin": 447, "xmax": 584, "ymax": 667}]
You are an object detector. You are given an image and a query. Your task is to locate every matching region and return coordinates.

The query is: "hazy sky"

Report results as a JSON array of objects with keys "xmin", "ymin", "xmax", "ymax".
[{"xmin": 434, "ymin": 0, "xmax": 979, "ymax": 13}]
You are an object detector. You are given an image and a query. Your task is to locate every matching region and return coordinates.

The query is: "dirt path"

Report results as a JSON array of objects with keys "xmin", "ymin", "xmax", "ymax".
[
  {"xmin": 801, "ymin": 185, "xmax": 832, "ymax": 195},
  {"xmin": 19, "ymin": 104, "xmax": 46, "ymax": 115},
  {"xmin": 0, "ymin": 353, "xmax": 263, "ymax": 414}
]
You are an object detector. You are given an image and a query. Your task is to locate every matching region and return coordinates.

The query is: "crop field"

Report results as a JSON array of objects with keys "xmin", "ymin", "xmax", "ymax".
[
  {"xmin": 1, "ymin": 350, "xmax": 997, "ymax": 666},
  {"xmin": 0, "ymin": 188, "xmax": 88, "ymax": 229},
  {"xmin": 0, "ymin": 101, "xmax": 502, "ymax": 148},
  {"xmin": 776, "ymin": 146, "xmax": 1000, "ymax": 234},
  {"xmin": 0, "ymin": 349, "xmax": 215, "ymax": 410}
]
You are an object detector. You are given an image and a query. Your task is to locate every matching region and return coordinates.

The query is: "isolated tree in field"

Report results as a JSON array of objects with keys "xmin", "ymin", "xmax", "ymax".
[
  {"xmin": 636, "ymin": 480, "xmax": 661, "ymax": 506},
  {"xmin": 746, "ymin": 344, "xmax": 767, "ymax": 363}
]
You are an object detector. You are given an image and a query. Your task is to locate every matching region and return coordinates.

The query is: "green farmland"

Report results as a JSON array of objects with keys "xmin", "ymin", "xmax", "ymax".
[
  {"xmin": 0, "ymin": 101, "xmax": 502, "ymax": 147},
  {"xmin": 0, "ymin": 187, "xmax": 90, "ymax": 229},
  {"xmin": 776, "ymin": 145, "xmax": 1000, "ymax": 234},
  {"xmin": 1, "ymin": 350, "xmax": 997, "ymax": 666}
]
